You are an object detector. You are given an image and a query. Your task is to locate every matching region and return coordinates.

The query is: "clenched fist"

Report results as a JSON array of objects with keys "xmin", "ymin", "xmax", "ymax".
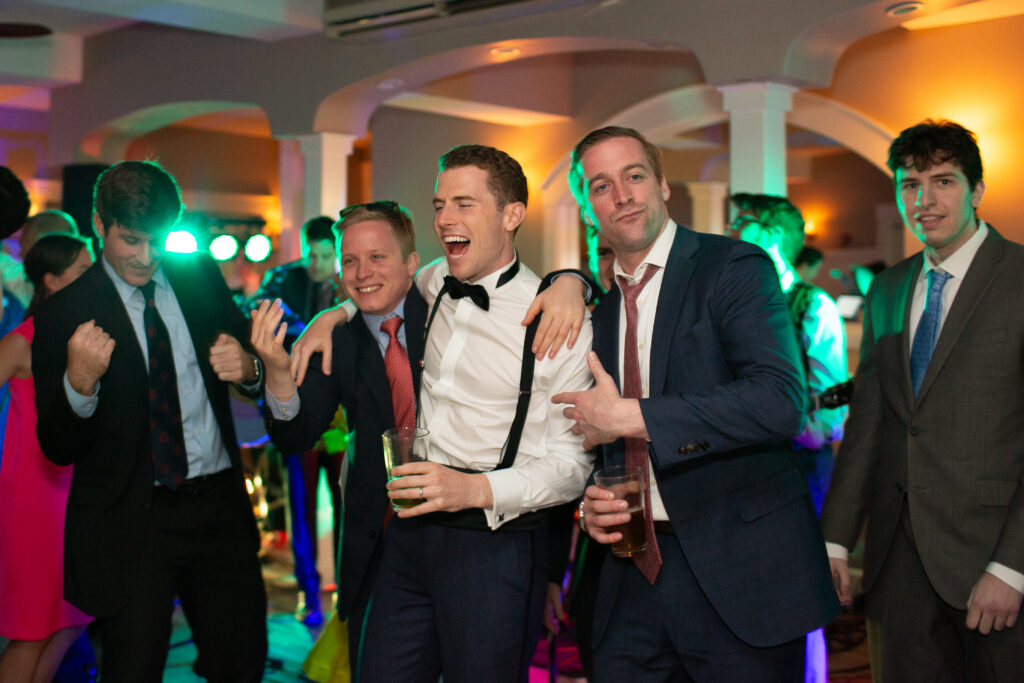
[
  {"xmin": 209, "ymin": 332, "xmax": 256, "ymax": 383},
  {"xmin": 67, "ymin": 320, "xmax": 115, "ymax": 395}
]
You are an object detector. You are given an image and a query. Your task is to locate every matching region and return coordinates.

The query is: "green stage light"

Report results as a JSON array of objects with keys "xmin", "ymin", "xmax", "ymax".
[
  {"xmin": 210, "ymin": 234, "xmax": 239, "ymax": 261},
  {"xmin": 245, "ymin": 234, "xmax": 272, "ymax": 262},
  {"xmin": 165, "ymin": 230, "xmax": 198, "ymax": 254}
]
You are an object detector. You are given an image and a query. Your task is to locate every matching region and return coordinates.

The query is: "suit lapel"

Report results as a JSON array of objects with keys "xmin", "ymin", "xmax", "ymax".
[
  {"xmin": 164, "ymin": 257, "xmax": 217, "ymax": 387},
  {"xmin": 649, "ymin": 227, "xmax": 699, "ymax": 398},
  {"xmin": 916, "ymin": 230, "xmax": 1005, "ymax": 403},
  {"xmin": 593, "ymin": 287, "xmax": 622, "ymax": 391},
  {"xmin": 353, "ymin": 313, "xmax": 394, "ymax": 428},
  {"xmin": 88, "ymin": 262, "xmax": 148, "ymax": 381},
  {"xmin": 898, "ymin": 259, "xmax": 923, "ymax": 408},
  {"xmin": 403, "ymin": 286, "xmax": 427, "ymax": 398}
]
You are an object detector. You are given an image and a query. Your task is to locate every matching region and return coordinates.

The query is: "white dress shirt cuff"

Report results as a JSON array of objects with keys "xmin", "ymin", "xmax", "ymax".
[
  {"xmin": 341, "ymin": 299, "xmax": 358, "ymax": 320},
  {"xmin": 825, "ymin": 542, "xmax": 849, "ymax": 561},
  {"xmin": 986, "ymin": 562, "xmax": 1024, "ymax": 594},
  {"xmin": 482, "ymin": 469, "xmax": 521, "ymax": 530},
  {"xmin": 265, "ymin": 389, "xmax": 301, "ymax": 421},
  {"xmin": 64, "ymin": 372, "xmax": 99, "ymax": 418}
]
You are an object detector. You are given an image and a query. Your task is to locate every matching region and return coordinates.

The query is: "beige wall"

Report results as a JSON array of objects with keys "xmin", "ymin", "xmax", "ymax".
[
  {"xmin": 822, "ymin": 17, "xmax": 1024, "ymax": 244},
  {"xmin": 369, "ymin": 106, "xmax": 553, "ymax": 272}
]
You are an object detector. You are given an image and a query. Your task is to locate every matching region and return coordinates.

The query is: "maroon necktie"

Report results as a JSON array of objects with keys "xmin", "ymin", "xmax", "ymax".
[
  {"xmin": 381, "ymin": 316, "xmax": 415, "ymax": 429},
  {"xmin": 617, "ymin": 266, "xmax": 662, "ymax": 584},
  {"xmin": 140, "ymin": 281, "xmax": 188, "ymax": 489}
]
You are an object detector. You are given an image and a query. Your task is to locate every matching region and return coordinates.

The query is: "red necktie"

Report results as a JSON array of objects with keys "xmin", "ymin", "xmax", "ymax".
[
  {"xmin": 380, "ymin": 316, "xmax": 415, "ymax": 528},
  {"xmin": 140, "ymin": 281, "xmax": 188, "ymax": 489},
  {"xmin": 617, "ymin": 266, "xmax": 662, "ymax": 584},
  {"xmin": 381, "ymin": 316, "xmax": 416, "ymax": 429}
]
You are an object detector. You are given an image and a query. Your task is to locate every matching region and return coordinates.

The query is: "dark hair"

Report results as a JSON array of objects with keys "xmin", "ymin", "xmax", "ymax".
[
  {"xmin": 569, "ymin": 126, "xmax": 665, "ymax": 205},
  {"xmin": 93, "ymin": 160, "xmax": 183, "ymax": 235},
  {"xmin": 887, "ymin": 119, "xmax": 983, "ymax": 190},
  {"xmin": 303, "ymin": 216, "xmax": 336, "ymax": 246},
  {"xmin": 731, "ymin": 193, "xmax": 806, "ymax": 264},
  {"xmin": 0, "ymin": 166, "xmax": 31, "ymax": 240},
  {"xmin": 335, "ymin": 200, "xmax": 416, "ymax": 258},
  {"xmin": 438, "ymin": 145, "xmax": 528, "ymax": 209},
  {"xmin": 24, "ymin": 232, "xmax": 93, "ymax": 317},
  {"xmin": 794, "ymin": 246, "xmax": 823, "ymax": 268}
]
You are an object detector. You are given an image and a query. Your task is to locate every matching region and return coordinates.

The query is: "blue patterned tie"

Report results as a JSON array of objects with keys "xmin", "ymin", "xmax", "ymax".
[{"xmin": 909, "ymin": 269, "xmax": 952, "ymax": 397}]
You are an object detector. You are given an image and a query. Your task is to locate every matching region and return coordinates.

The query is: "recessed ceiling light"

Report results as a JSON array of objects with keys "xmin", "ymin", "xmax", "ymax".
[
  {"xmin": 0, "ymin": 23, "xmax": 52, "ymax": 38},
  {"xmin": 886, "ymin": 2, "xmax": 924, "ymax": 17},
  {"xmin": 489, "ymin": 46, "xmax": 521, "ymax": 58}
]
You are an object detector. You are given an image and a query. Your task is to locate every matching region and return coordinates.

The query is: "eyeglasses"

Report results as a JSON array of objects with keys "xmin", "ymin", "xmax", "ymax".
[{"xmin": 338, "ymin": 200, "xmax": 401, "ymax": 222}]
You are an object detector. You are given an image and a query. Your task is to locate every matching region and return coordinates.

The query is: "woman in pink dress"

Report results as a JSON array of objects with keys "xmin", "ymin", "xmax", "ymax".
[{"xmin": 0, "ymin": 232, "xmax": 95, "ymax": 682}]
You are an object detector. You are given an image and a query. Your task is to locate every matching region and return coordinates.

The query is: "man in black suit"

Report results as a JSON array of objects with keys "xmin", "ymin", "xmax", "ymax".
[
  {"xmin": 250, "ymin": 200, "xmax": 422, "ymax": 676},
  {"xmin": 556, "ymin": 127, "xmax": 838, "ymax": 681},
  {"xmin": 33, "ymin": 160, "xmax": 267, "ymax": 682}
]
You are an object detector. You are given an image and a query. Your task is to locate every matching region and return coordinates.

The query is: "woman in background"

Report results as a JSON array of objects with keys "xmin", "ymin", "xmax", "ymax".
[{"xmin": 0, "ymin": 232, "xmax": 95, "ymax": 683}]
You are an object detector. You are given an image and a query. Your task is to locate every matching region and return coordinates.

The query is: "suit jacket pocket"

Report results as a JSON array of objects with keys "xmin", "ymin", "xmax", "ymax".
[
  {"xmin": 736, "ymin": 467, "xmax": 806, "ymax": 522},
  {"xmin": 977, "ymin": 477, "xmax": 1018, "ymax": 506}
]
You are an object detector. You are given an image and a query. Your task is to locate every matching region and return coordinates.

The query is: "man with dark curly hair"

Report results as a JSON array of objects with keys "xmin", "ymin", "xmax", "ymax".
[{"xmin": 823, "ymin": 119, "xmax": 1024, "ymax": 680}]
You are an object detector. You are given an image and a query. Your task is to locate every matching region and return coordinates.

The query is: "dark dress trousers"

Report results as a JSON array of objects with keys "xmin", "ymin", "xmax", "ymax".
[{"xmin": 590, "ymin": 226, "xmax": 840, "ymax": 676}]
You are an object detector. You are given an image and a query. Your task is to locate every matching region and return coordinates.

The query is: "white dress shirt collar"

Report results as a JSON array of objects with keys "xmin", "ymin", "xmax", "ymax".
[
  {"xmin": 612, "ymin": 220, "xmax": 676, "ymax": 284},
  {"xmin": 920, "ymin": 220, "xmax": 988, "ymax": 281}
]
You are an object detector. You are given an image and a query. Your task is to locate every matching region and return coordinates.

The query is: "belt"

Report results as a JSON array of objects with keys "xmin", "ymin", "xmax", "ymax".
[
  {"xmin": 653, "ymin": 520, "xmax": 675, "ymax": 535},
  {"xmin": 422, "ymin": 508, "xmax": 549, "ymax": 532},
  {"xmin": 158, "ymin": 469, "xmax": 233, "ymax": 496}
]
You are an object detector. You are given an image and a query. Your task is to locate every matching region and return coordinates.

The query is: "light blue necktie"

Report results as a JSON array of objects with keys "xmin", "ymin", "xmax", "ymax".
[{"xmin": 909, "ymin": 269, "xmax": 952, "ymax": 397}]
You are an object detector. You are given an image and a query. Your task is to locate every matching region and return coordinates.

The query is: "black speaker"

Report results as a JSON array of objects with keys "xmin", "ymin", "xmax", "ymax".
[{"xmin": 61, "ymin": 164, "xmax": 107, "ymax": 240}]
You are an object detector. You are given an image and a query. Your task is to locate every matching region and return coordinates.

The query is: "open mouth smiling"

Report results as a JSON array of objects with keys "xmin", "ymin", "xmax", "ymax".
[{"xmin": 443, "ymin": 234, "xmax": 470, "ymax": 258}]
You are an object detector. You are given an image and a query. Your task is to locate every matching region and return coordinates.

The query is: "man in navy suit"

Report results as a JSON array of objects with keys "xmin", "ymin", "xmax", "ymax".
[
  {"xmin": 250, "ymin": 201, "xmax": 423, "ymax": 676},
  {"xmin": 555, "ymin": 126, "xmax": 839, "ymax": 681}
]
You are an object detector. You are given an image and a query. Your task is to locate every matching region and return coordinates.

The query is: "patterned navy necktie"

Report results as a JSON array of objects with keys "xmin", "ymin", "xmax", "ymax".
[{"xmin": 140, "ymin": 281, "xmax": 188, "ymax": 488}]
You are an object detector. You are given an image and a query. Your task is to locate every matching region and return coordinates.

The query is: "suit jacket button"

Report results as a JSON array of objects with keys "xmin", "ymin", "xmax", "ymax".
[{"xmin": 909, "ymin": 426, "xmax": 920, "ymax": 436}]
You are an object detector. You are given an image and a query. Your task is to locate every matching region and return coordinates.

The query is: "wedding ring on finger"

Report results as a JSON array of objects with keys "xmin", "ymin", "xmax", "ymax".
[{"xmin": 419, "ymin": 487, "xmax": 424, "ymax": 498}]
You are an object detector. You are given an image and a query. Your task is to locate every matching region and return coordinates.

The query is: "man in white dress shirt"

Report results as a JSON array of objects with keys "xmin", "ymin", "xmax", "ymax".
[
  {"xmin": 346, "ymin": 145, "xmax": 595, "ymax": 683},
  {"xmin": 822, "ymin": 119, "xmax": 1024, "ymax": 680}
]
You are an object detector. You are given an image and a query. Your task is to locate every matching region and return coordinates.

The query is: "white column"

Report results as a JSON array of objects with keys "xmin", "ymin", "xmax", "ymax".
[
  {"xmin": 278, "ymin": 132, "xmax": 356, "ymax": 262},
  {"xmin": 543, "ymin": 195, "xmax": 584, "ymax": 271},
  {"xmin": 719, "ymin": 82, "xmax": 795, "ymax": 197},
  {"xmin": 298, "ymin": 132, "xmax": 355, "ymax": 219},
  {"xmin": 686, "ymin": 181, "xmax": 729, "ymax": 235},
  {"xmin": 277, "ymin": 138, "xmax": 304, "ymax": 262}
]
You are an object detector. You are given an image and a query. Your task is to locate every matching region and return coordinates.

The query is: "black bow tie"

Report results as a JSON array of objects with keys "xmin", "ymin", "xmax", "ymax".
[{"xmin": 443, "ymin": 275, "xmax": 489, "ymax": 310}]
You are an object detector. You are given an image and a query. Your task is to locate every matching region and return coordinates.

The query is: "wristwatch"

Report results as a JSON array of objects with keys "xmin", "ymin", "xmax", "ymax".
[
  {"xmin": 578, "ymin": 499, "xmax": 588, "ymax": 533},
  {"xmin": 250, "ymin": 356, "xmax": 262, "ymax": 384}
]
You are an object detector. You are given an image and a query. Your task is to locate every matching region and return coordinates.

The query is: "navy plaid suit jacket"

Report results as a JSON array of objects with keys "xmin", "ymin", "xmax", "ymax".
[{"xmin": 590, "ymin": 224, "xmax": 840, "ymax": 648}]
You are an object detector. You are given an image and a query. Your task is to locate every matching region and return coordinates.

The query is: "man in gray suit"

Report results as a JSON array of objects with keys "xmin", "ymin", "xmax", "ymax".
[{"xmin": 822, "ymin": 119, "xmax": 1024, "ymax": 680}]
